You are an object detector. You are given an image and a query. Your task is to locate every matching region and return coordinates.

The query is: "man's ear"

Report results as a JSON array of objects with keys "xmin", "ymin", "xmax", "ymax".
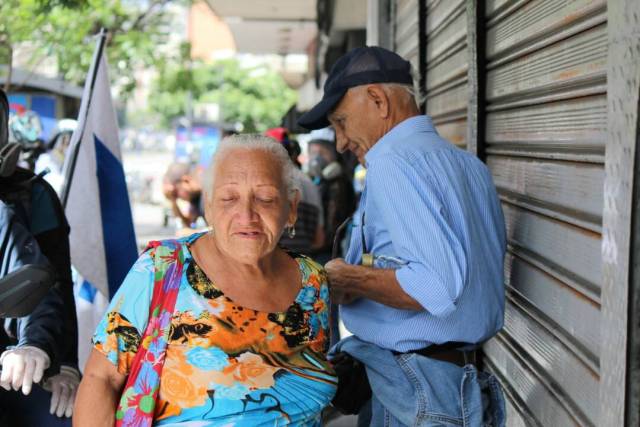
[{"xmin": 366, "ymin": 85, "xmax": 390, "ymax": 119}]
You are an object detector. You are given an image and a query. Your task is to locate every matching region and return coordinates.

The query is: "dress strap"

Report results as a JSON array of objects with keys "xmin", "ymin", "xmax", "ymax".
[{"xmin": 114, "ymin": 240, "xmax": 185, "ymax": 427}]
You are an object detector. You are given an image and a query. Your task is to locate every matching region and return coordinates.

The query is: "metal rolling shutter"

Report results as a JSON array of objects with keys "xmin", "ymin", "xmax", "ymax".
[
  {"xmin": 423, "ymin": 0, "xmax": 467, "ymax": 148},
  {"xmin": 480, "ymin": 1, "xmax": 607, "ymax": 425},
  {"xmin": 393, "ymin": 0, "xmax": 420, "ymax": 90}
]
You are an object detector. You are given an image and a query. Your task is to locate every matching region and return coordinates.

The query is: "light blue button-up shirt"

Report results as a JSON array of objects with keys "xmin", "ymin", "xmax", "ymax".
[{"xmin": 341, "ymin": 115, "xmax": 506, "ymax": 352}]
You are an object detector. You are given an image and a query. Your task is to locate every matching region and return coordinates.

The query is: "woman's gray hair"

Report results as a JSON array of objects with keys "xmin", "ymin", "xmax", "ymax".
[{"xmin": 203, "ymin": 134, "xmax": 300, "ymax": 203}]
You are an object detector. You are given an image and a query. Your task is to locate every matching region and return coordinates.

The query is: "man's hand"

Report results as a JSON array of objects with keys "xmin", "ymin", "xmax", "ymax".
[
  {"xmin": 326, "ymin": 258, "xmax": 424, "ymax": 310},
  {"xmin": 325, "ymin": 258, "xmax": 359, "ymax": 304},
  {"xmin": 0, "ymin": 346, "xmax": 50, "ymax": 395},
  {"xmin": 325, "ymin": 258, "xmax": 350, "ymax": 290}
]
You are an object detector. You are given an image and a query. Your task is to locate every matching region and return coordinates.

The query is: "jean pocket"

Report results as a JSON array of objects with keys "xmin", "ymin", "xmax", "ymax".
[
  {"xmin": 470, "ymin": 370, "xmax": 506, "ymax": 427},
  {"xmin": 483, "ymin": 372, "xmax": 506, "ymax": 426},
  {"xmin": 395, "ymin": 354, "xmax": 465, "ymax": 427}
]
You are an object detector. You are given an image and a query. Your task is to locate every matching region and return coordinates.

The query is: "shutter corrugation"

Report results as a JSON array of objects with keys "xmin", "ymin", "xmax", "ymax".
[
  {"xmin": 482, "ymin": 0, "xmax": 607, "ymax": 425},
  {"xmin": 394, "ymin": 0, "xmax": 420, "ymax": 83},
  {"xmin": 424, "ymin": 0, "xmax": 467, "ymax": 147}
]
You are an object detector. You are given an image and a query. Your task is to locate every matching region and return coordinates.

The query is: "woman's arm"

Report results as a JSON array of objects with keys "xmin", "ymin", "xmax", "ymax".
[{"xmin": 73, "ymin": 349, "xmax": 126, "ymax": 427}]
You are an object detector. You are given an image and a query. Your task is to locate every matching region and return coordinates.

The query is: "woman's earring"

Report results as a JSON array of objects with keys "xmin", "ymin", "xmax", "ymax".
[{"xmin": 287, "ymin": 225, "xmax": 296, "ymax": 239}]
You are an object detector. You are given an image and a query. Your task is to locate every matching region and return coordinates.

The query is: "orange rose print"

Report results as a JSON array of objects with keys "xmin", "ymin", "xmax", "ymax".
[
  {"xmin": 160, "ymin": 366, "xmax": 208, "ymax": 408},
  {"xmin": 216, "ymin": 352, "xmax": 278, "ymax": 390}
]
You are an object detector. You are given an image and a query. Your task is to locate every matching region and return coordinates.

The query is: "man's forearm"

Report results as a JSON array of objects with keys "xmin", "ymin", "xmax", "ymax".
[{"xmin": 335, "ymin": 263, "xmax": 423, "ymax": 310}]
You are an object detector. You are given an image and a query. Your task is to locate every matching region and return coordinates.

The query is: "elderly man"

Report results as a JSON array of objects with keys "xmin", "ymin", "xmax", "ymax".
[{"xmin": 299, "ymin": 46, "xmax": 507, "ymax": 426}]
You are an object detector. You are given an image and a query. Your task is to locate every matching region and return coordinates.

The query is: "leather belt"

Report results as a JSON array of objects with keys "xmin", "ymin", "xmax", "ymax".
[{"xmin": 393, "ymin": 342, "xmax": 477, "ymax": 367}]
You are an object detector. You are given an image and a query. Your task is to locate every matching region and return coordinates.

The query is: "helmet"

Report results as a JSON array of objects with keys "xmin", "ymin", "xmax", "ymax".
[{"xmin": 9, "ymin": 109, "xmax": 42, "ymax": 145}]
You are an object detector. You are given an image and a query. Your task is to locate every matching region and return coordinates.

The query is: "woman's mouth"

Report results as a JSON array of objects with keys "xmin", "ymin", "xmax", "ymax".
[{"xmin": 235, "ymin": 231, "xmax": 263, "ymax": 239}]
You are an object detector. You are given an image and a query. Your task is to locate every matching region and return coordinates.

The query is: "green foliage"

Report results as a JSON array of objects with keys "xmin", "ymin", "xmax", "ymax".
[
  {"xmin": 150, "ymin": 58, "xmax": 297, "ymax": 132},
  {"xmin": 0, "ymin": 0, "xmax": 45, "ymax": 64},
  {"xmin": 0, "ymin": 0, "xmax": 181, "ymax": 99},
  {"xmin": 0, "ymin": 0, "xmax": 297, "ymax": 130}
]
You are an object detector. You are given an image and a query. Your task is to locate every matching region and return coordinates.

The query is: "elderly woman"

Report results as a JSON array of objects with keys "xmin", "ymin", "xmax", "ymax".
[{"xmin": 74, "ymin": 135, "xmax": 337, "ymax": 426}]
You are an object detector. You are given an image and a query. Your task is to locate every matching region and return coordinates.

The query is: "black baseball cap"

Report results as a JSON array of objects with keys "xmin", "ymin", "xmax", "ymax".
[{"xmin": 298, "ymin": 46, "xmax": 413, "ymax": 130}]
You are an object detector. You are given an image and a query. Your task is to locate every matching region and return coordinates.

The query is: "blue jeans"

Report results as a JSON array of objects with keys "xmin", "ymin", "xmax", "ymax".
[{"xmin": 332, "ymin": 337, "xmax": 505, "ymax": 427}]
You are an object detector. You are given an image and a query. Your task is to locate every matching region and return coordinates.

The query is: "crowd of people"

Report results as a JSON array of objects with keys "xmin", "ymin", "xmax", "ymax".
[{"xmin": 1, "ymin": 46, "xmax": 507, "ymax": 427}]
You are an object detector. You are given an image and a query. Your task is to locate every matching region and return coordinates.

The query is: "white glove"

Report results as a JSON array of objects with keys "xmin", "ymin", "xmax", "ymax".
[
  {"xmin": 0, "ymin": 345, "xmax": 50, "ymax": 395},
  {"xmin": 43, "ymin": 365, "xmax": 81, "ymax": 418}
]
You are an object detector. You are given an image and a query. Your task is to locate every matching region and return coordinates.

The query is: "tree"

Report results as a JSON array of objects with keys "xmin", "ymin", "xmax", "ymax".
[
  {"xmin": 0, "ymin": 0, "xmax": 182, "ymax": 98},
  {"xmin": 150, "ymin": 58, "xmax": 297, "ymax": 132},
  {"xmin": 0, "ymin": 0, "xmax": 46, "ymax": 91}
]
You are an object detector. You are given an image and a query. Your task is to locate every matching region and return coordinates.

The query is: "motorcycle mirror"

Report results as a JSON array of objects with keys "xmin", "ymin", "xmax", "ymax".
[{"xmin": 0, "ymin": 264, "xmax": 54, "ymax": 318}]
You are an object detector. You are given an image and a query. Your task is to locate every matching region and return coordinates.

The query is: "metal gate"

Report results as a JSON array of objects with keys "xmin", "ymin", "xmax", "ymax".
[
  {"xmin": 481, "ymin": 1, "xmax": 607, "ymax": 425},
  {"xmin": 393, "ymin": 0, "xmax": 420, "ymax": 94},
  {"xmin": 423, "ymin": 0, "xmax": 468, "ymax": 148},
  {"xmin": 386, "ymin": 0, "xmax": 640, "ymax": 424}
]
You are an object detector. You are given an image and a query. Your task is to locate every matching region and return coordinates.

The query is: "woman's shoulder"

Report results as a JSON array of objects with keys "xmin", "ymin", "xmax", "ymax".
[
  {"xmin": 288, "ymin": 251, "xmax": 325, "ymax": 274},
  {"xmin": 144, "ymin": 232, "xmax": 205, "ymax": 253},
  {"xmin": 287, "ymin": 252, "xmax": 329, "ymax": 295}
]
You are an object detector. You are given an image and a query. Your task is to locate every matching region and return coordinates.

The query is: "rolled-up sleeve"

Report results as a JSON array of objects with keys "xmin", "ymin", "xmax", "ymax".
[{"xmin": 368, "ymin": 154, "xmax": 467, "ymax": 317}]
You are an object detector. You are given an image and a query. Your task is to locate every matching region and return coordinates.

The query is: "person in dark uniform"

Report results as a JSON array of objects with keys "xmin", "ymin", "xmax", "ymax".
[{"xmin": 0, "ymin": 88, "xmax": 79, "ymax": 425}]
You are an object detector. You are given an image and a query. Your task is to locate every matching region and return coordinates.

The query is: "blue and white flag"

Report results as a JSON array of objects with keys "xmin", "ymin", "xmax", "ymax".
[
  {"xmin": 62, "ymin": 34, "xmax": 138, "ymax": 369},
  {"xmin": 62, "ymin": 36, "xmax": 138, "ymax": 300}
]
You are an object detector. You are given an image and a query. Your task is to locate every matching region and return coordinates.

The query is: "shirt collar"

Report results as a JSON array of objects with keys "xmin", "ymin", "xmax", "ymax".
[{"xmin": 365, "ymin": 115, "xmax": 435, "ymax": 166}]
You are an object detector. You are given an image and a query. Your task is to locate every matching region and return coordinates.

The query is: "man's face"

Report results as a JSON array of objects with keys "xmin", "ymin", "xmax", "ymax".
[{"xmin": 328, "ymin": 87, "xmax": 382, "ymax": 164}]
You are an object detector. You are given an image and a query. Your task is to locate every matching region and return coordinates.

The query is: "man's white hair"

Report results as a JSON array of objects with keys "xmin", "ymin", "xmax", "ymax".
[
  {"xmin": 203, "ymin": 134, "xmax": 300, "ymax": 203},
  {"xmin": 381, "ymin": 83, "xmax": 424, "ymax": 108}
]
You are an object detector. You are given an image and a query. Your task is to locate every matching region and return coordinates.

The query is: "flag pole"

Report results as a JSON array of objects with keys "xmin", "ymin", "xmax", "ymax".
[{"xmin": 60, "ymin": 28, "xmax": 109, "ymax": 209}]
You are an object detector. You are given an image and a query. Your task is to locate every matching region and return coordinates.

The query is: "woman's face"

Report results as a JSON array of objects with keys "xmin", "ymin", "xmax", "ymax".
[{"xmin": 207, "ymin": 149, "xmax": 297, "ymax": 263}]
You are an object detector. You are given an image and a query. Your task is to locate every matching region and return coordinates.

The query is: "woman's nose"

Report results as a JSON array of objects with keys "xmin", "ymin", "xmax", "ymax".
[{"xmin": 237, "ymin": 197, "xmax": 258, "ymax": 222}]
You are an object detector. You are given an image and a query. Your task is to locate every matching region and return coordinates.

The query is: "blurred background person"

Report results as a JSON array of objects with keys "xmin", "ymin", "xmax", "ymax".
[
  {"xmin": 265, "ymin": 127, "xmax": 325, "ymax": 256},
  {"xmin": 34, "ymin": 119, "xmax": 77, "ymax": 194},
  {"xmin": 162, "ymin": 162, "xmax": 205, "ymax": 231},
  {"xmin": 307, "ymin": 128, "xmax": 356, "ymax": 264}
]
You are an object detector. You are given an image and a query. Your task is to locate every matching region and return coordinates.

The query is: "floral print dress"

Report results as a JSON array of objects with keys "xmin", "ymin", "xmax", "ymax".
[{"xmin": 93, "ymin": 233, "xmax": 337, "ymax": 426}]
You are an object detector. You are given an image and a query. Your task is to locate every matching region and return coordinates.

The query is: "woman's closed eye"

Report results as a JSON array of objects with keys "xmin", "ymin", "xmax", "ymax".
[
  {"xmin": 255, "ymin": 193, "xmax": 279, "ymax": 204},
  {"xmin": 256, "ymin": 197, "xmax": 275, "ymax": 203},
  {"xmin": 219, "ymin": 195, "xmax": 237, "ymax": 203}
]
